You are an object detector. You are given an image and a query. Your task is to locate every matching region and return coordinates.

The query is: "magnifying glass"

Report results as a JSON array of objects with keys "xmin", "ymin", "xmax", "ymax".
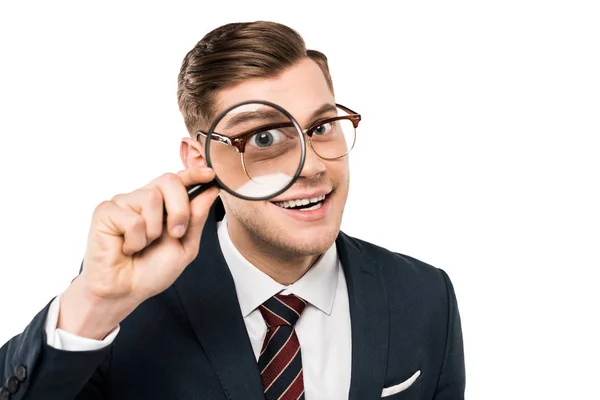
[{"xmin": 174, "ymin": 100, "xmax": 307, "ymax": 214}]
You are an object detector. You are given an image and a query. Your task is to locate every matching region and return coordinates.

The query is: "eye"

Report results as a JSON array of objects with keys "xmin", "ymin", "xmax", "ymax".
[
  {"xmin": 248, "ymin": 129, "xmax": 283, "ymax": 148},
  {"xmin": 313, "ymin": 122, "xmax": 334, "ymax": 136}
]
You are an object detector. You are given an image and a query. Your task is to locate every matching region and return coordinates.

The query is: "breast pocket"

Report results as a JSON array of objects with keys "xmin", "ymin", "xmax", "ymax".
[{"xmin": 381, "ymin": 370, "xmax": 422, "ymax": 399}]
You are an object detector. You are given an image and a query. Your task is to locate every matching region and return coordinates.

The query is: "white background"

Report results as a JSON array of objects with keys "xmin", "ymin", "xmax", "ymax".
[{"xmin": 1, "ymin": 1, "xmax": 598, "ymax": 398}]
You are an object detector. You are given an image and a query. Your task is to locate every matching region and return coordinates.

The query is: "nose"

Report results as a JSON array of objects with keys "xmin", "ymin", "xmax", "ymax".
[{"xmin": 300, "ymin": 141, "xmax": 327, "ymax": 178}]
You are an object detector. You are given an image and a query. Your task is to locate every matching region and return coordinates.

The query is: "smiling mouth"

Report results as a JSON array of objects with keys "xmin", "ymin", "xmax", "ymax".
[{"xmin": 272, "ymin": 194, "xmax": 327, "ymax": 211}]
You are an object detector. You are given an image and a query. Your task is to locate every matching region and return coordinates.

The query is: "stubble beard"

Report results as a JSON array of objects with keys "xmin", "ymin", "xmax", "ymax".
[{"xmin": 227, "ymin": 200, "xmax": 343, "ymax": 263}]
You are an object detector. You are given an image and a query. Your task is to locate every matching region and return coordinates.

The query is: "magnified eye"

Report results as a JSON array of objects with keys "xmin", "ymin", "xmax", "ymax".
[
  {"xmin": 248, "ymin": 129, "xmax": 283, "ymax": 148},
  {"xmin": 313, "ymin": 122, "xmax": 334, "ymax": 136}
]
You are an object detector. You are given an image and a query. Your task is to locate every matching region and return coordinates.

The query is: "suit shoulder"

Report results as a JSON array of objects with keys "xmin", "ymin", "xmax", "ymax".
[{"xmin": 339, "ymin": 232, "xmax": 448, "ymax": 289}]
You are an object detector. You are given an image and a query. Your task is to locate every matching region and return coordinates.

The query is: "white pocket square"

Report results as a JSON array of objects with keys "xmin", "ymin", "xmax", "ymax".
[{"xmin": 381, "ymin": 370, "xmax": 421, "ymax": 397}]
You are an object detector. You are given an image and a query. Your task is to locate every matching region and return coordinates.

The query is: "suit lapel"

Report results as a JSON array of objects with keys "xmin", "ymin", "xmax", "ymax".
[
  {"xmin": 172, "ymin": 200, "xmax": 390, "ymax": 398},
  {"xmin": 337, "ymin": 232, "xmax": 390, "ymax": 400},
  {"xmin": 173, "ymin": 200, "xmax": 264, "ymax": 400}
]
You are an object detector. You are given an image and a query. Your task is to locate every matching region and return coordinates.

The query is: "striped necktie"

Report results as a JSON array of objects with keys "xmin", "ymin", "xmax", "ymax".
[{"xmin": 257, "ymin": 293, "xmax": 307, "ymax": 400}]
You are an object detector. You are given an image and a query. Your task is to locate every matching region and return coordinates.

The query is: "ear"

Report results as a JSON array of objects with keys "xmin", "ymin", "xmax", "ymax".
[{"xmin": 180, "ymin": 137, "xmax": 206, "ymax": 168}]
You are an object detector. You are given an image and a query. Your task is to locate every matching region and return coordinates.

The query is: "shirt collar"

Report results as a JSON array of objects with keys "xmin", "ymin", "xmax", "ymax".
[{"xmin": 217, "ymin": 215, "xmax": 339, "ymax": 317}]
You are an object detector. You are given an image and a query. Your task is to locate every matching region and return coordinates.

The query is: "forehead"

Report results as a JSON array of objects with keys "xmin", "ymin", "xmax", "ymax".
[{"xmin": 215, "ymin": 58, "xmax": 335, "ymax": 125}]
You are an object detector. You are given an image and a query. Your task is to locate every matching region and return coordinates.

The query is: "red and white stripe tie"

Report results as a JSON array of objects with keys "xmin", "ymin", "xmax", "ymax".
[{"xmin": 257, "ymin": 293, "xmax": 307, "ymax": 400}]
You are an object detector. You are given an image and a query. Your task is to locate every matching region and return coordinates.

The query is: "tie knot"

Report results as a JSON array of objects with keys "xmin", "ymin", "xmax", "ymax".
[{"xmin": 259, "ymin": 293, "xmax": 307, "ymax": 327}]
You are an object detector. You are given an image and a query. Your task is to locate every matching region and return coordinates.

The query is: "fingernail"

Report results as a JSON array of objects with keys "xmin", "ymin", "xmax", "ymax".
[{"xmin": 172, "ymin": 224, "xmax": 187, "ymax": 238}]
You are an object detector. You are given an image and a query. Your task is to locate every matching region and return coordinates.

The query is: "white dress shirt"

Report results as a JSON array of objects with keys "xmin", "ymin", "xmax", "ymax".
[{"xmin": 45, "ymin": 215, "xmax": 352, "ymax": 399}]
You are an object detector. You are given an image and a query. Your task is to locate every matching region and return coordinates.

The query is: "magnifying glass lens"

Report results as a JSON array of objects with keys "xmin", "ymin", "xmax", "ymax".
[{"xmin": 207, "ymin": 102, "xmax": 304, "ymax": 200}]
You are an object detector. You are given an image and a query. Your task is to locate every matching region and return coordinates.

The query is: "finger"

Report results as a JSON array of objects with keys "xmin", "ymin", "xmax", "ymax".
[
  {"xmin": 147, "ymin": 173, "xmax": 191, "ymax": 238},
  {"xmin": 180, "ymin": 186, "xmax": 220, "ymax": 255},
  {"xmin": 141, "ymin": 165, "xmax": 215, "ymax": 188},
  {"xmin": 111, "ymin": 188, "xmax": 164, "ymax": 245},
  {"xmin": 94, "ymin": 201, "xmax": 148, "ymax": 256},
  {"xmin": 175, "ymin": 165, "xmax": 216, "ymax": 188}
]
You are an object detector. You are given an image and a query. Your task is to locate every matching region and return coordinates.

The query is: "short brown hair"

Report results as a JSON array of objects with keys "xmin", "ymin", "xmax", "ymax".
[{"xmin": 177, "ymin": 21, "xmax": 334, "ymax": 135}]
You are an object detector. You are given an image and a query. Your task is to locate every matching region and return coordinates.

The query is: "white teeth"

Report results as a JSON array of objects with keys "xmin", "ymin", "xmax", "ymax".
[
  {"xmin": 274, "ymin": 194, "xmax": 327, "ymax": 209},
  {"xmin": 299, "ymin": 202, "xmax": 323, "ymax": 211}
]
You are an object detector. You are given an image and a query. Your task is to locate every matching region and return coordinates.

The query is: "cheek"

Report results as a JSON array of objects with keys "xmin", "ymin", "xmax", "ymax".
[
  {"xmin": 328, "ymin": 159, "xmax": 350, "ymax": 182},
  {"xmin": 222, "ymin": 193, "xmax": 268, "ymax": 216}
]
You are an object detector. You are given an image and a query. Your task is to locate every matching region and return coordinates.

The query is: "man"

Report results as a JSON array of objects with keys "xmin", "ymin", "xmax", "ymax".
[{"xmin": 0, "ymin": 21, "xmax": 464, "ymax": 399}]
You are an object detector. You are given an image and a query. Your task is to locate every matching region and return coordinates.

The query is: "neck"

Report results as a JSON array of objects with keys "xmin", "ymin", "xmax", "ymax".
[{"xmin": 226, "ymin": 220, "xmax": 321, "ymax": 286}]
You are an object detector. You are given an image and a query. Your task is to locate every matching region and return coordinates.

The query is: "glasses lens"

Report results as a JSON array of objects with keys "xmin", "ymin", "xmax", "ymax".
[
  {"xmin": 207, "ymin": 102, "xmax": 304, "ymax": 199},
  {"xmin": 309, "ymin": 108, "xmax": 356, "ymax": 159}
]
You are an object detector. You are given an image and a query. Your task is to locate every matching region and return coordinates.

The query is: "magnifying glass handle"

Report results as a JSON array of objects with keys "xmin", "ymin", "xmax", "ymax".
[
  {"xmin": 162, "ymin": 180, "xmax": 218, "ymax": 220},
  {"xmin": 187, "ymin": 180, "xmax": 218, "ymax": 202}
]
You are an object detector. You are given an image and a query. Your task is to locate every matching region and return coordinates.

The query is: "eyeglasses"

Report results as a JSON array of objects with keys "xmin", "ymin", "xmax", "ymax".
[{"xmin": 196, "ymin": 103, "xmax": 361, "ymax": 160}]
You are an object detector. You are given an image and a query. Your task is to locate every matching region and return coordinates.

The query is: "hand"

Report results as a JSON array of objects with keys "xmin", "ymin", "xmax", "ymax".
[{"xmin": 58, "ymin": 166, "xmax": 219, "ymax": 339}]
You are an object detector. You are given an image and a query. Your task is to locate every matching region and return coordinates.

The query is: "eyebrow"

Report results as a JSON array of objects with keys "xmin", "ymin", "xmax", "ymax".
[
  {"xmin": 307, "ymin": 103, "xmax": 338, "ymax": 123},
  {"xmin": 222, "ymin": 103, "xmax": 338, "ymax": 131},
  {"xmin": 223, "ymin": 108, "xmax": 287, "ymax": 130}
]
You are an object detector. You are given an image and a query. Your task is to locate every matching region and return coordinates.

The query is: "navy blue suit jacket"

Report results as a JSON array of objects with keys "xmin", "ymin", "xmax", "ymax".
[{"xmin": 1, "ymin": 200, "xmax": 465, "ymax": 399}]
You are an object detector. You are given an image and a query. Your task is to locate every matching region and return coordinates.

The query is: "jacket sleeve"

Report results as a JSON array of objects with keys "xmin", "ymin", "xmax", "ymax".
[
  {"xmin": 434, "ymin": 269, "xmax": 466, "ymax": 399},
  {"xmin": 0, "ymin": 298, "xmax": 111, "ymax": 399}
]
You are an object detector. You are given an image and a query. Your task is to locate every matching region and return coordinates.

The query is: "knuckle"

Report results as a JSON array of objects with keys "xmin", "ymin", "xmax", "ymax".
[
  {"xmin": 160, "ymin": 172, "xmax": 181, "ymax": 186},
  {"xmin": 110, "ymin": 192, "xmax": 126, "ymax": 203},
  {"xmin": 144, "ymin": 188, "xmax": 163, "ymax": 206},
  {"xmin": 96, "ymin": 200, "xmax": 113, "ymax": 210},
  {"xmin": 136, "ymin": 188, "xmax": 163, "ymax": 211},
  {"xmin": 93, "ymin": 200, "xmax": 114, "ymax": 217},
  {"xmin": 124, "ymin": 214, "xmax": 146, "ymax": 233}
]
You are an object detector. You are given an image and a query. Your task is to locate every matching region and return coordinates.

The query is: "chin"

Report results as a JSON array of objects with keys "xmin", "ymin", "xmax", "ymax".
[
  {"xmin": 274, "ymin": 216, "xmax": 343, "ymax": 257},
  {"xmin": 280, "ymin": 225, "xmax": 339, "ymax": 256},
  {"xmin": 264, "ymin": 190, "xmax": 345, "ymax": 253}
]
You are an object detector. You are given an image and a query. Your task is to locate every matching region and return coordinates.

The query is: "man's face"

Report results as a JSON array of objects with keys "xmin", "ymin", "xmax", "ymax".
[{"xmin": 197, "ymin": 58, "xmax": 349, "ymax": 258}]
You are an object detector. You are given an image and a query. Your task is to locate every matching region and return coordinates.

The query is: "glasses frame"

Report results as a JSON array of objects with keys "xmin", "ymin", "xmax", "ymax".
[{"xmin": 195, "ymin": 103, "xmax": 361, "ymax": 160}]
